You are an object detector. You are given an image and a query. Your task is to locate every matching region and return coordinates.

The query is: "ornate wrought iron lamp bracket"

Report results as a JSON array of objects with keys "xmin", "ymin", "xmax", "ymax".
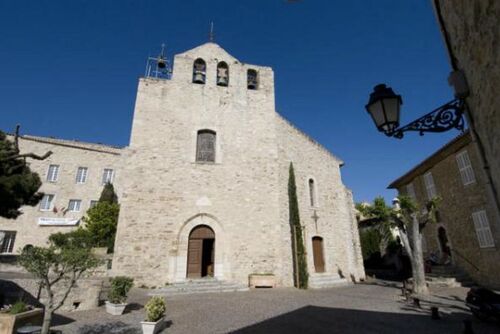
[{"xmin": 389, "ymin": 98, "xmax": 465, "ymax": 139}]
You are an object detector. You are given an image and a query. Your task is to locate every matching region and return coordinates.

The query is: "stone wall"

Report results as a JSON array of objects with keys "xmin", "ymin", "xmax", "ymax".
[
  {"xmin": 276, "ymin": 116, "xmax": 365, "ymax": 285},
  {"xmin": 436, "ymin": 0, "xmax": 500, "ymax": 214},
  {"xmin": 0, "ymin": 136, "xmax": 122, "ymax": 251},
  {"xmin": 397, "ymin": 134, "xmax": 500, "ymax": 288}
]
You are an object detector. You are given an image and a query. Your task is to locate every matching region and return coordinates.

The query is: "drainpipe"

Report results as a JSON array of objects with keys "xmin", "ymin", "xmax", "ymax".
[{"xmin": 432, "ymin": 0, "xmax": 500, "ymax": 222}]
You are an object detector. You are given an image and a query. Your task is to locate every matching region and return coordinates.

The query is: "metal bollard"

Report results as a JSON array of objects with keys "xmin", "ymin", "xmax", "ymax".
[
  {"xmin": 413, "ymin": 297, "xmax": 421, "ymax": 308},
  {"xmin": 431, "ymin": 306, "xmax": 440, "ymax": 320},
  {"xmin": 463, "ymin": 319, "xmax": 474, "ymax": 334}
]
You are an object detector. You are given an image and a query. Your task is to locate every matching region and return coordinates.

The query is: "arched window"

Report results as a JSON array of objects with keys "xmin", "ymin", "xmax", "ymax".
[
  {"xmin": 309, "ymin": 178, "xmax": 316, "ymax": 207},
  {"xmin": 193, "ymin": 58, "xmax": 206, "ymax": 84},
  {"xmin": 247, "ymin": 69, "xmax": 258, "ymax": 90},
  {"xmin": 196, "ymin": 130, "xmax": 216, "ymax": 162},
  {"xmin": 216, "ymin": 62, "xmax": 229, "ymax": 87}
]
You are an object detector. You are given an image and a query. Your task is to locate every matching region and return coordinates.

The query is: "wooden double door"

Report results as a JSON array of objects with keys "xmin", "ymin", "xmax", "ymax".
[{"xmin": 187, "ymin": 225, "xmax": 215, "ymax": 278}]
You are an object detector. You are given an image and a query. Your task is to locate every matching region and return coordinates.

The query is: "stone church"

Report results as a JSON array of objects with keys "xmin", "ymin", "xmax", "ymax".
[{"xmin": 0, "ymin": 42, "xmax": 364, "ymax": 288}]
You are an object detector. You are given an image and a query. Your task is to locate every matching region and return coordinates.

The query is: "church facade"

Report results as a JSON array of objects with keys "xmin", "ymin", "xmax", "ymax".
[{"xmin": 0, "ymin": 43, "xmax": 364, "ymax": 287}]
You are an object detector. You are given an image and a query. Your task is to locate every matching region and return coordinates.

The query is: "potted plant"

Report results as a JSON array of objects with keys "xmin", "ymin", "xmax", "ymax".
[
  {"xmin": 105, "ymin": 276, "xmax": 134, "ymax": 315},
  {"xmin": 141, "ymin": 296, "xmax": 166, "ymax": 334},
  {"xmin": 0, "ymin": 301, "xmax": 43, "ymax": 334}
]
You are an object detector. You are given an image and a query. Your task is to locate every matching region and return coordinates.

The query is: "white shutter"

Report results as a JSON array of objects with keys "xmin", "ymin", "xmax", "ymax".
[
  {"xmin": 47, "ymin": 165, "xmax": 59, "ymax": 182},
  {"xmin": 423, "ymin": 172, "xmax": 437, "ymax": 200},
  {"xmin": 76, "ymin": 167, "xmax": 88, "ymax": 184},
  {"xmin": 472, "ymin": 210, "xmax": 495, "ymax": 248},
  {"xmin": 456, "ymin": 150, "xmax": 476, "ymax": 185},
  {"xmin": 40, "ymin": 194, "xmax": 54, "ymax": 211},
  {"xmin": 406, "ymin": 183, "xmax": 416, "ymax": 200},
  {"xmin": 68, "ymin": 200, "xmax": 82, "ymax": 212}
]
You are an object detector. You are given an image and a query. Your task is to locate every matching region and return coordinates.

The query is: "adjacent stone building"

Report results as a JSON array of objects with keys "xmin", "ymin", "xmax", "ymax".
[
  {"xmin": 389, "ymin": 131, "xmax": 500, "ymax": 288},
  {"xmin": 0, "ymin": 42, "xmax": 364, "ymax": 288},
  {"xmin": 433, "ymin": 0, "xmax": 500, "ymax": 227}
]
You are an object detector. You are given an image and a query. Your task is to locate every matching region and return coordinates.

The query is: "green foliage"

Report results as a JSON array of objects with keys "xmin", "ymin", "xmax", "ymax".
[
  {"xmin": 359, "ymin": 229, "xmax": 382, "ymax": 259},
  {"xmin": 145, "ymin": 296, "xmax": 166, "ymax": 322},
  {"xmin": 0, "ymin": 131, "xmax": 43, "ymax": 218},
  {"xmin": 99, "ymin": 183, "xmax": 118, "ymax": 204},
  {"xmin": 82, "ymin": 202, "xmax": 119, "ymax": 252},
  {"xmin": 288, "ymin": 163, "xmax": 308, "ymax": 289},
  {"xmin": 9, "ymin": 301, "xmax": 27, "ymax": 315},
  {"xmin": 108, "ymin": 276, "xmax": 134, "ymax": 304}
]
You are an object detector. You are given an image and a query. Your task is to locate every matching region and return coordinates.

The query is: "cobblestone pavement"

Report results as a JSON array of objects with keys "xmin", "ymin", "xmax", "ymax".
[{"xmin": 52, "ymin": 281, "xmax": 499, "ymax": 333}]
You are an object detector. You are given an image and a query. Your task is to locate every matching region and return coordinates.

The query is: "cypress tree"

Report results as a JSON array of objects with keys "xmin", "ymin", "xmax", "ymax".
[
  {"xmin": 288, "ymin": 162, "xmax": 308, "ymax": 289},
  {"xmin": 99, "ymin": 182, "xmax": 118, "ymax": 204}
]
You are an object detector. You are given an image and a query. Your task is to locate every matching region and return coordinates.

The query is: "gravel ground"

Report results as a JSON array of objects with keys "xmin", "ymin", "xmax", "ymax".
[{"xmin": 51, "ymin": 281, "xmax": 499, "ymax": 334}]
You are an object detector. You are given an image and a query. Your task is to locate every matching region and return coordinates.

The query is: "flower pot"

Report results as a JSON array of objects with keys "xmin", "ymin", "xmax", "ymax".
[
  {"xmin": 0, "ymin": 308, "xmax": 43, "ymax": 334},
  {"xmin": 105, "ymin": 301, "xmax": 127, "ymax": 315},
  {"xmin": 140, "ymin": 317, "xmax": 164, "ymax": 334}
]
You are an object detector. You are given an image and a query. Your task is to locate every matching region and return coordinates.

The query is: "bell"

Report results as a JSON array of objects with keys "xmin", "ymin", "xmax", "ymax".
[
  {"xmin": 217, "ymin": 76, "xmax": 228, "ymax": 86},
  {"xmin": 193, "ymin": 71, "xmax": 205, "ymax": 84},
  {"xmin": 247, "ymin": 79, "xmax": 257, "ymax": 90},
  {"xmin": 157, "ymin": 58, "xmax": 166, "ymax": 69}
]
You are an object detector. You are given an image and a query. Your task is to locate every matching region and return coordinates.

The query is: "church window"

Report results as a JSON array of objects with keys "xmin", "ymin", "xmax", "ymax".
[
  {"xmin": 196, "ymin": 130, "xmax": 216, "ymax": 162},
  {"xmin": 247, "ymin": 69, "xmax": 258, "ymax": 90},
  {"xmin": 193, "ymin": 58, "xmax": 206, "ymax": 84},
  {"xmin": 309, "ymin": 178, "xmax": 316, "ymax": 207},
  {"xmin": 216, "ymin": 62, "xmax": 229, "ymax": 86}
]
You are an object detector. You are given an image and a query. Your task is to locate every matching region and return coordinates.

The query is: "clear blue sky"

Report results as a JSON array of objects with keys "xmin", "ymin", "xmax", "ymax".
[{"xmin": 0, "ymin": 0, "xmax": 460, "ymax": 203}]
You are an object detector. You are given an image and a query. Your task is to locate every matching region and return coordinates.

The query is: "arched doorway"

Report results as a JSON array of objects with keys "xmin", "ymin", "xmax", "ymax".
[
  {"xmin": 187, "ymin": 225, "xmax": 215, "ymax": 278},
  {"xmin": 437, "ymin": 226, "xmax": 452, "ymax": 264},
  {"xmin": 312, "ymin": 236, "xmax": 325, "ymax": 273}
]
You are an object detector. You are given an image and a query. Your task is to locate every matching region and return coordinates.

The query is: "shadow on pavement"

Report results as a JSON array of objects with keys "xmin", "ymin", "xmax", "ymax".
[{"xmin": 231, "ymin": 305, "xmax": 498, "ymax": 334}]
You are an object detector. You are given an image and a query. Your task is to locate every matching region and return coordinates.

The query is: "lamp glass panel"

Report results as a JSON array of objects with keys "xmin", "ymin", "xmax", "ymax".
[
  {"xmin": 383, "ymin": 97, "xmax": 401, "ymax": 125},
  {"xmin": 368, "ymin": 100, "xmax": 386, "ymax": 128}
]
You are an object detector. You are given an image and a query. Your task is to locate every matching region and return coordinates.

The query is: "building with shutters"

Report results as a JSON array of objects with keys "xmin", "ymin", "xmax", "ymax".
[
  {"xmin": 0, "ymin": 42, "xmax": 365, "ymax": 288},
  {"xmin": 388, "ymin": 130, "xmax": 500, "ymax": 288}
]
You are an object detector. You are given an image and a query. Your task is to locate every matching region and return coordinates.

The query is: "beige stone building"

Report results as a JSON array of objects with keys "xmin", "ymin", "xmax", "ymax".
[
  {"xmin": 0, "ymin": 42, "xmax": 364, "ymax": 288},
  {"xmin": 389, "ymin": 131, "xmax": 500, "ymax": 288}
]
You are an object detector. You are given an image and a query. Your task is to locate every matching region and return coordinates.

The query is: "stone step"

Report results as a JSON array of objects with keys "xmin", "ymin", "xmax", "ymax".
[
  {"xmin": 149, "ymin": 280, "xmax": 249, "ymax": 296},
  {"xmin": 308, "ymin": 274, "xmax": 350, "ymax": 289}
]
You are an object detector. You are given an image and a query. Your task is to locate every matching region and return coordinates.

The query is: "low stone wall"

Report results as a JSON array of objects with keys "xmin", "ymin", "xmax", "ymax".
[{"xmin": 0, "ymin": 273, "xmax": 104, "ymax": 312}]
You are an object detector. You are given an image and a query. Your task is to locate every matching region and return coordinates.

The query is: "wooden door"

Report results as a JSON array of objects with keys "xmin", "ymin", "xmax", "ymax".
[
  {"xmin": 312, "ymin": 237, "xmax": 325, "ymax": 273},
  {"xmin": 187, "ymin": 239, "xmax": 203, "ymax": 278}
]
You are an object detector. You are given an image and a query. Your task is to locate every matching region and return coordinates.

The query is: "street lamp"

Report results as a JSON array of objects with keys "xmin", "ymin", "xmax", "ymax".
[{"xmin": 365, "ymin": 83, "xmax": 466, "ymax": 139}]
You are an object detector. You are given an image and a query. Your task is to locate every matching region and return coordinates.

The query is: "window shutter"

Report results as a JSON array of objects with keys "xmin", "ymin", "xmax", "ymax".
[
  {"xmin": 423, "ymin": 172, "xmax": 436, "ymax": 199},
  {"xmin": 472, "ymin": 210, "xmax": 495, "ymax": 248},
  {"xmin": 456, "ymin": 150, "xmax": 475, "ymax": 185}
]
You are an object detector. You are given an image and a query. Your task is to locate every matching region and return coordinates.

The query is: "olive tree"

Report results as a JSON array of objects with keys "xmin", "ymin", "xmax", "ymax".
[
  {"xmin": 358, "ymin": 195, "xmax": 439, "ymax": 295},
  {"xmin": 18, "ymin": 229, "xmax": 100, "ymax": 334}
]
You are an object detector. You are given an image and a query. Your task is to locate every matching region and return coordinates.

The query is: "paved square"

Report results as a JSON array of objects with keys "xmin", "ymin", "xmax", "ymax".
[{"xmin": 53, "ymin": 282, "xmax": 499, "ymax": 333}]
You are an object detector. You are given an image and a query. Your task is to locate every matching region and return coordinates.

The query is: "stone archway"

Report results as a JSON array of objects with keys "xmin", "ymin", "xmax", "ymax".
[
  {"xmin": 187, "ymin": 225, "xmax": 215, "ymax": 278},
  {"xmin": 171, "ymin": 214, "xmax": 226, "ymax": 282}
]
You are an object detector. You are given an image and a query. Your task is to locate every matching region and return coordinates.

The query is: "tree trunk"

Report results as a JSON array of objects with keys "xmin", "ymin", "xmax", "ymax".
[
  {"xmin": 410, "ymin": 214, "xmax": 428, "ymax": 295},
  {"xmin": 41, "ymin": 307, "xmax": 53, "ymax": 334}
]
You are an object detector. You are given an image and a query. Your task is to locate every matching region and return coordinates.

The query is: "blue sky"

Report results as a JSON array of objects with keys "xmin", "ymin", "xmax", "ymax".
[{"xmin": 0, "ymin": 0, "xmax": 460, "ymax": 203}]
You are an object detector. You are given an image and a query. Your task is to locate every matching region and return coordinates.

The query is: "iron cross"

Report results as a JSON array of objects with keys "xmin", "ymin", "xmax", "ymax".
[{"xmin": 311, "ymin": 210, "xmax": 319, "ymax": 232}]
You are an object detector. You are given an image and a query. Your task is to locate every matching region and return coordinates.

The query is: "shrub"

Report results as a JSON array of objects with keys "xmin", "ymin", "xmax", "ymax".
[
  {"xmin": 145, "ymin": 296, "xmax": 166, "ymax": 322},
  {"xmin": 9, "ymin": 301, "xmax": 27, "ymax": 315},
  {"xmin": 108, "ymin": 276, "xmax": 134, "ymax": 304}
]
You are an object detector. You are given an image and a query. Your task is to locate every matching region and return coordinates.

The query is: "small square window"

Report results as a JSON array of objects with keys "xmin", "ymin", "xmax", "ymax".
[
  {"xmin": 102, "ymin": 169, "xmax": 114, "ymax": 185},
  {"xmin": 39, "ymin": 194, "xmax": 55, "ymax": 211},
  {"xmin": 89, "ymin": 200, "xmax": 98, "ymax": 208},
  {"xmin": 47, "ymin": 165, "xmax": 59, "ymax": 182},
  {"xmin": 0, "ymin": 231, "xmax": 16, "ymax": 253},
  {"xmin": 76, "ymin": 167, "xmax": 88, "ymax": 184},
  {"xmin": 68, "ymin": 199, "xmax": 82, "ymax": 212}
]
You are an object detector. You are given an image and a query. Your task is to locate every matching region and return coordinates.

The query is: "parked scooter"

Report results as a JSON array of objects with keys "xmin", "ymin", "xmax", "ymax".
[{"xmin": 466, "ymin": 287, "xmax": 500, "ymax": 321}]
